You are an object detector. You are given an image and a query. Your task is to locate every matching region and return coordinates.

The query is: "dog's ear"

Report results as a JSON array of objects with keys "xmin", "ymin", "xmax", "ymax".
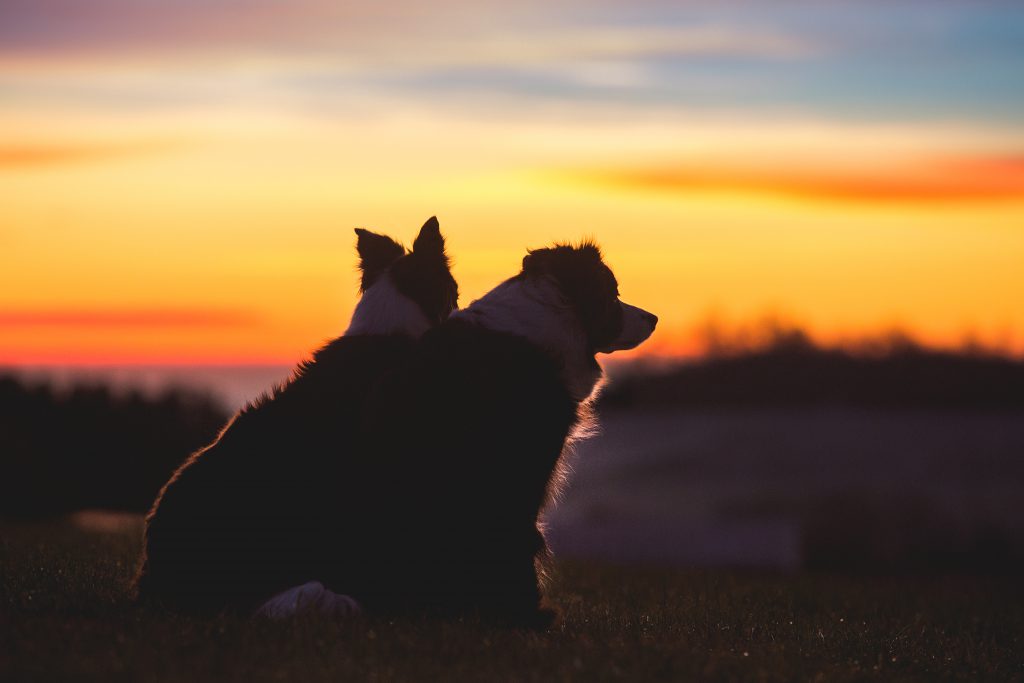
[
  {"xmin": 522, "ymin": 247, "xmax": 555, "ymax": 275},
  {"xmin": 355, "ymin": 228, "xmax": 405, "ymax": 292},
  {"xmin": 411, "ymin": 216, "xmax": 447, "ymax": 261}
]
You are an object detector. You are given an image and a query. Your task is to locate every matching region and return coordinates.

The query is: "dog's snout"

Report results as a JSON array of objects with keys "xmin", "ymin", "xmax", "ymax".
[{"xmin": 644, "ymin": 311, "xmax": 658, "ymax": 327}]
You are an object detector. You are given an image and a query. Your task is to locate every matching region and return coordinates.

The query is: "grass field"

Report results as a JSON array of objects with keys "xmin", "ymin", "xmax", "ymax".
[{"xmin": 2, "ymin": 517, "xmax": 1022, "ymax": 682}]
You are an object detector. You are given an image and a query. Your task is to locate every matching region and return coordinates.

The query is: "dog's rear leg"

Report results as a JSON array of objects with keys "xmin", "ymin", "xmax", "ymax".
[{"xmin": 254, "ymin": 581, "xmax": 362, "ymax": 619}]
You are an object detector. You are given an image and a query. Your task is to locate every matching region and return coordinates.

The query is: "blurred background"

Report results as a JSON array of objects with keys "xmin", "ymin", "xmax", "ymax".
[{"xmin": 2, "ymin": 0, "xmax": 1022, "ymax": 573}]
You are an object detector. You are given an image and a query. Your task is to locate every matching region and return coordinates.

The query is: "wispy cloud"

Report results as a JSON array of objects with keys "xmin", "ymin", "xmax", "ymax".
[
  {"xmin": 0, "ymin": 309, "xmax": 259, "ymax": 328},
  {"xmin": 4, "ymin": 1, "xmax": 1021, "ymax": 126},
  {"xmin": 0, "ymin": 2, "xmax": 815, "ymax": 68},
  {"xmin": 572, "ymin": 155, "xmax": 1024, "ymax": 203},
  {"xmin": 0, "ymin": 140, "xmax": 179, "ymax": 168},
  {"xmin": 370, "ymin": 26, "xmax": 817, "ymax": 70},
  {"xmin": 0, "ymin": 0, "xmax": 361, "ymax": 60}
]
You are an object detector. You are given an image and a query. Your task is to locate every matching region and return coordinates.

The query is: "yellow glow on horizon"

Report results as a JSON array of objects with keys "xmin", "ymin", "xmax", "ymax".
[{"xmin": 3, "ymin": 104, "xmax": 1024, "ymax": 364}]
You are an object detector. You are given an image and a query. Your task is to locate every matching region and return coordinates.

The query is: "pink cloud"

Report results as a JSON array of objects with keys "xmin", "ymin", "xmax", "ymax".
[{"xmin": 0, "ymin": 309, "xmax": 259, "ymax": 328}]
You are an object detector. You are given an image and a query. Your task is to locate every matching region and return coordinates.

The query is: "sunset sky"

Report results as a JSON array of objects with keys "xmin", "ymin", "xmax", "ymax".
[{"xmin": 2, "ymin": 0, "xmax": 1023, "ymax": 366}]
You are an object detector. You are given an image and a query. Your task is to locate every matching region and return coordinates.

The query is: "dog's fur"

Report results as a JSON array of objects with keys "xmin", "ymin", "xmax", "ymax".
[
  {"xmin": 134, "ymin": 218, "xmax": 458, "ymax": 612},
  {"xmin": 308, "ymin": 242, "xmax": 657, "ymax": 627}
]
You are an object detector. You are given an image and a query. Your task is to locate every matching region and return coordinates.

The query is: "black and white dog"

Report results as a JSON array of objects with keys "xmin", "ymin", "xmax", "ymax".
[
  {"xmin": 266, "ymin": 241, "xmax": 657, "ymax": 626},
  {"xmin": 135, "ymin": 217, "xmax": 458, "ymax": 613}
]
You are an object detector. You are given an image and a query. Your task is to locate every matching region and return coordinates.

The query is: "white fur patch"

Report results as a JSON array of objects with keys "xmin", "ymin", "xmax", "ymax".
[
  {"xmin": 345, "ymin": 274, "xmax": 431, "ymax": 338},
  {"xmin": 452, "ymin": 277, "xmax": 603, "ymax": 402},
  {"xmin": 254, "ymin": 581, "xmax": 362, "ymax": 619}
]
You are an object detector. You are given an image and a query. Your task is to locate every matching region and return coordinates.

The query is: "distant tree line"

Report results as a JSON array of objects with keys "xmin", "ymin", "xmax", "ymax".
[
  {"xmin": 603, "ymin": 329, "xmax": 1024, "ymax": 410},
  {"xmin": 0, "ymin": 375, "xmax": 228, "ymax": 517},
  {"xmin": 2, "ymin": 327, "xmax": 1022, "ymax": 517}
]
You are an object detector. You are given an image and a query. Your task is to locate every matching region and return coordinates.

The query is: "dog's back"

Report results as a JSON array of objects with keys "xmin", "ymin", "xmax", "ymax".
[
  {"xmin": 318, "ymin": 242, "xmax": 656, "ymax": 626},
  {"xmin": 316, "ymin": 320, "xmax": 577, "ymax": 626},
  {"xmin": 136, "ymin": 218, "xmax": 457, "ymax": 612},
  {"xmin": 136, "ymin": 335, "xmax": 415, "ymax": 611}
]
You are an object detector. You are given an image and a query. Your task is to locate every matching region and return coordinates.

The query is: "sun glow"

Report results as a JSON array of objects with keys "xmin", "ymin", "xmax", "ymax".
[{"xmin": 2, "ymin": 2, "xmax": 1023, "ymax": 365}]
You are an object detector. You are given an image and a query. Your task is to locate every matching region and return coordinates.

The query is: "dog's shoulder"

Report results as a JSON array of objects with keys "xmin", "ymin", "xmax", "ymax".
[
  {"xmin": 300, "ymin": 334, "xmax": 417, "ymax": 389},
  {"xmin": 367, "ymin": 319, "xmax": 578, "ymax": 457},
  {"xmin": 238, "ymin": 334, "xmax": 416, "ymax": 415},
  {"xmin": 418, "ymin": 319, "xmax": 570, "ymax": 405}
]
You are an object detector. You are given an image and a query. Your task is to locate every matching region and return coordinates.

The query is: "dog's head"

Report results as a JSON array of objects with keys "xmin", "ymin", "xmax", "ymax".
[
  {"xmin": 521, "ymin": 242, "xmax": 657, "ymax": 356},
  {"xmin": 346, "ymin": 216, "xmax": 458, "ymax": 337}
]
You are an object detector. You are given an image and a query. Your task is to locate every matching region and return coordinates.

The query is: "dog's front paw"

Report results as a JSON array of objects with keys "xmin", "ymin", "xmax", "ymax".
[{"xmin": 255, "ymin": 581, "xmax": 362, "ymax": 620}]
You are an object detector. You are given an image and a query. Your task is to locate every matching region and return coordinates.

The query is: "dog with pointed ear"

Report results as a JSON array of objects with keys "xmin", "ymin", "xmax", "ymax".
[
  {"xmin": 291, "ymin": 238, "xmax": 658, "ymax": 629},
  {"xmin": 135, "ymin": 217, "xmax": 459, "ymax": 617},
  {"xmin": 347, "ymin": 216, "xmax": 459, "ymax": 337}
]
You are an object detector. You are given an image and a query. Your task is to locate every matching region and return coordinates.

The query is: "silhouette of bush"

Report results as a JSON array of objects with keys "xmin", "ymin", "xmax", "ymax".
[
  {"xmin": 0, "ymin": 375, "xmax": 228, "ymax": 517},
  {"xmin": 603, "ymin": 334, "xmax": 1024, "ymax": 410}
]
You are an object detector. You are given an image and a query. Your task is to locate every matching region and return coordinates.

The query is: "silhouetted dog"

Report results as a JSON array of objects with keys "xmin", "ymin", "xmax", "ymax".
[
  {"xmin": 135, "ymin": 217, "xmax": 458, "ymax": 613},
  {"xmin": 289, "ymin": 242, "xmax": 657, "ymax": 627}
]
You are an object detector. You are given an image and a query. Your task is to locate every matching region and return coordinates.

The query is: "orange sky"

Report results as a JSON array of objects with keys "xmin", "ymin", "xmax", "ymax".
[{"xmin": 2, "ymin": 2, "xmax": 1023, "ymax": 365}]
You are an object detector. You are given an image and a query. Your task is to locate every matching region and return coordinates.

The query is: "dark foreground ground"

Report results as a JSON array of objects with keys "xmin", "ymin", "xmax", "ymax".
[{"xmin": 2, "ymin": 517, "xmax": 1022, "ymax": 682}]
